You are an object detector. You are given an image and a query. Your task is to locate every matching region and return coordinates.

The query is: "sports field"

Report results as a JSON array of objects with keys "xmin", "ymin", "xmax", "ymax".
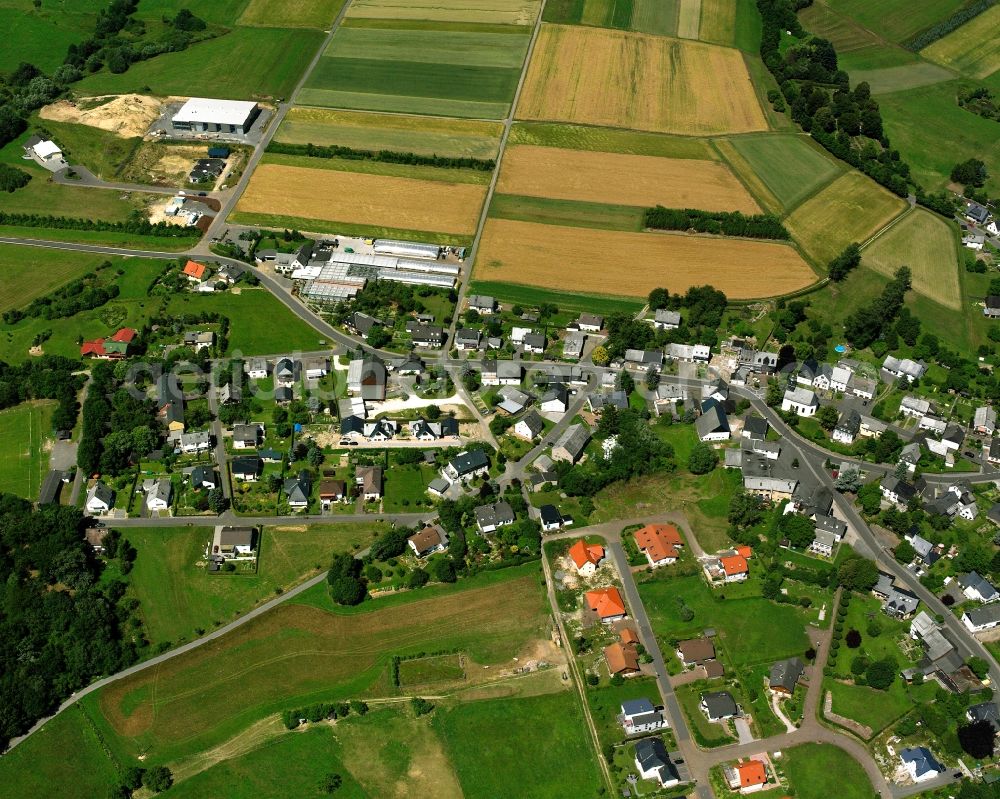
[
  {"xmin": 719, "ymin": 134, "xmax": 842, "ymax": 211},
  {"xmin": 784, "ymin": 172, "xmax": 907, "ymax": 266},
  {"xmin": 474, "ymin": 218, "xmax": 816, "ymax": 299},
  {"xmin": 238, "ymin": 0, "xmax": 346, "ymax": 27},
  {"xmin": 879, "ymin": 80, "xmax": 1000, "ymax": 195},
  {"xmin": 237, "ymin": 162, "xmax": 487, "ymax": 235},
  {"xmin": 516, "ymin": 25, "xmax": 768, "ymax": 135},
  {"xmin": 862, "ymin": 208, "xmax": 960, "ymax": 309},
  {"xmin": 922, "ymin": 4, "xmax": 1000, "ymax": 79},
  {"xmin": 77, "ymin": 27, "xmax": 324, "ymax": 99},
  {"xmin": 0, "ymin": 401, "xmax": 55, "ymax": 500},
  {"xmin": 497, "ymin": 145, "xmax": 760, "ymax": 211},
  {"xmin": 347, "ymin": 0, "xmax": 541, "ymax": 25},
  {"xmin": 276, "ymin": 107, "xmax": 503, "ymax": 159},
  {"xmin": 96, "ymin": 567, "xmax": 547, "ymax": 760}
]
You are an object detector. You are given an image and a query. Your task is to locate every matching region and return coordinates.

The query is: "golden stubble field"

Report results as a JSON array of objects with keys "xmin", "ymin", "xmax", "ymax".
[
  {"xmin": 516, "ymin": 25, "xmax": 768, "ymax": 135},
  {"xmin": 475, "ymin": 218, "xmax": 816, "ymax": 299},
  {"xmin": 497, "ymin": 145, "xmax": 761, "ymax": 212},
  {"xmin": 237, "ymin": 163, "xmax": 487, "ymax": 234}
]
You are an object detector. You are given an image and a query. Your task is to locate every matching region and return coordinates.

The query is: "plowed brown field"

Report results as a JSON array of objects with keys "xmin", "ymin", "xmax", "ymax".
[
  {"xmin": 497, "ymin": 145, "xmax": 760, "ymax": 212},
  {"xmin": 474, "ymin": 219, "xmax": 816, "ymax": 299},
  {"xmin": 516, "ymin": 25, "xmax": 767, "ymax": 135},
  {"xmin": 236, "ymin": 163, "xmax": 486, "ymax": 235}
]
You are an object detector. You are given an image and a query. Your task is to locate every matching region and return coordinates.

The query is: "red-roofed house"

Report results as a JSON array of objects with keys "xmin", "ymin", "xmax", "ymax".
[
  {"xmin": 80, "ymin": 328, "xmax": 136, "ymax": 359},
  {"xmin": 634, "ymin": 523, "xmax": 684, "ymax": 568},
  {"xmin": 568, "ymin": 539, "xmax": 605, "ymax": 576},
  {"xmin": 182, "ymin": 260, "xmax": 208, "ymax": 282},
  {"xmin": 604, "ymin": 641, "xmax": 640, "ymax": 676},
  {"xmin": 585, "ymin": 587, "xmax": 627, "ymax": 623},
  {"xmin": 720, "ymin": 555, "xmax": 749, "ymax": 582},
  {"xmin": 726, "ymin": 760, "xmax": 768, "ymax": 794},
  {"xmin": 736, "ymin": 545, "xmax": 753, "ymax": 559}
]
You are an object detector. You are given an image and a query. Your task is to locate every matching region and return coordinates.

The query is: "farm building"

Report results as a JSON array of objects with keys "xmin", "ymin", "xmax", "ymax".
[
  {"xmin": 171, "ymin": 98, "xmax": 261, "ymax": 134},
  {"xmin": 373, "ymin": 239, "xmax": 442, "ymax": 260}
]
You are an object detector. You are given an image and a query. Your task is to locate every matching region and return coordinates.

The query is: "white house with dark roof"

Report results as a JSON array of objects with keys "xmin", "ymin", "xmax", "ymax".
[
  {"xmin": 900, "ymin": 395, "xmax": 931, "ymax": 418},
  {"xmin": 781, "ymin": 387, "xmax": 818, "ymax": 417},
  {"xmin": 900, "ymin": 747, "xmax": 943, "ymax": 783},
  {"xmin": 513, "ymin": 410, "xmax": 545, "ymax": 441},
  {"xmin": 696, "ymin": 399, "xmax": 730, "ymax": 442},
  {"xmin": 576, "ymin": 313, "xmax": 604, "ymax": 332},
  {"xmin": 964, "ymin": 604, "xmax": 1000, "ymax": 632},
  {"xmin": 85, "ymin": 482, "xmax": 115, "ymax": 515},
  {"xmin": 475, "ymin": 500, "xmax": 515, "ymax": 534},
  {"xmin": 957, "ymin": 571, "xmax": 999, "ymax": 604},
  {"xmin": 975, "ymin": 406, "xmax": 997, "ymax": 435}
]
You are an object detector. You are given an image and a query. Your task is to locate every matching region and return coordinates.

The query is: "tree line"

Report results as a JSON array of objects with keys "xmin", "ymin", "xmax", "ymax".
[
  {"xmin": 0, "ymin": 210, "xmax": 198, "ymax": 238},
  {"xmin": 843, "ymin": 266, "xmax": 911, "ymax": 349},
  {"xmin": 268, "ymin": 141, "xmax": 496, "ymax": 172},
  {"xmin": 905, "ymin": 0, "xmax": 996, "ymax": 51},
  {"xmin": 0, "ymin": 162, "xmax": 30, "ymax": 192},
  {"xmin": 755, "ymin": 0, "xmax": 958, "ymax": 216},
  {"xmin": 3, "ymin": 263, "xmax": 120, "ymax": 324},
  {"xmin": 643, "ymin": 206, "xmax": 790, "ymax": 240},
  {"xmin": 0, "ymin": 356, "xmax": 83, "ymax": 432}
]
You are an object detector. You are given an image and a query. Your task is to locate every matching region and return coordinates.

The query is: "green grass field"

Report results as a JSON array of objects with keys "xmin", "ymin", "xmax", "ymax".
[
  {"xmin": 0, "ymin": 2, "xmax": 101, "ymax": 73},
  {"xmin": 92, "ymin": 567, "xmax": 548, "ymax": 763},
  {"xmin": 826, "ymin": 679, "xmax": 918, "ymax": 735},
  {"xmin": 699, "ymin": 0, "xmax": 762, "ymax": 51},
  {"xmin": 797, "ymin": 1, "xmax": 882, "ymax": 53},
  {"xmin": 878, "ymin": 79, "xmax": 1000, "ymax": 196},
  {"xmin": 720, "ymin": 134, "xmax": 842, "ymax": 211},
  {"xmin": 77, "ymin": 26, "xmax": 324, "ymax": 99},
  {"xmin": 382, "ymin": 463, "xmax": 438, "ymax": 512},
  {"xmin": 489, "ymin": 194, "xmax": 645, "ymax": 231},
  {"xmin": 434, "ymin": 691, "xmax": 602, "ymax": 798},
  {"xmin": 0, "ymin": 705, "xmax": 120, "ymax": 799},
  {"xmin": 785, "ymin": 171, "xmax": 907, "ymax": 266},
  {"xmin": 543, "ymin": 0, "xmax": 679, "ymax": 35},
  {"xmin": 849, "ymin": 61, "xmax": 954, "ymax": 94},
  {"xmin": 823, "ymin": 0, "xmax": 968, "ymax": 45},
  {"xmin": 166, "ymin": 725, "xmax": 367, "ymax": 798},
  {"xmin": 133, "ymin": 0, "xmax": 250, "ymax": 25},
  {"xmin": 0, "ymin": 401, "xmax": 55, "ymax": 500},
  {"xmin": 29, "ymin": 118, "xmax": 142, "ymax": 181},
  {"xmin": 238, "ymin": 0, "xmax": 347, "ymax": 28},
  {"xmin": 921, "ymin": 4, "xmax": 1000, "ymax": 78},
  {"xmin": 782, "ymin": 743, "xmax": 875, "ymax": 799},
  {"xmin": 0, "ymin": 243, "xmax": 113, "ymax": 314},
  {"xmin": 261, "ymin": 151, "xmax": 492, "ymax": 184},
  {"xmin": 324, "ymin": 25, "xmax": 530, "ymax": 67},
  {"xmin": 467, "ymin": 280, "xmax": 644, "ymax": 315},
  {"xmin": 509, "ymin": 122, "xmax": 717, "ymax": 158},
  {"xmin": 639, "ymin": 574, "xmax": 810, "ymax": 667},
  {"xmin": 276, "ymin": 107, "xmax": 503, "ymax": 159},
  {"xmin": 119, "ymin": 523, "xmax": 387, "ymax": 646}
]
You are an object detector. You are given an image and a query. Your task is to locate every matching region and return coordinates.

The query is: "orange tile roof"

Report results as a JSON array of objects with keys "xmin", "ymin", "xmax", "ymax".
[
  {"xmin": 110, "ymin": 327, "xmax": 136, "ymax": 343},
  {"xmin": 736, "ymin": 545, "xmax": 753, "ymax": 559},
  {"xmin": 568, "ymin": 539, "xmax": 605, "ymax": 569},
  {"xmin": 721, "ymin": 554, "xmax": 748, "ymax": 576},
  {"xmin": 619, "ymin": 627, "xmax": 640, "ymax": 645},
  {"xmin": 604, "ymin": 642, "xmax": 639, "ymax": 675},
  {"xmin": 585, "ymin": 587, "xmax": 626, "ymax": 619},
  {"xmin": 80, "ymin": 339, "xmax": 105, "ymax": 356},
  {"xmin": 183, "ymin": 260, "xmax": 207, "ymax": 279},
  {"xmin": 737, "ymin": 760, "xmax": 767, "ymax": 788},
  {"xmin": 634, "ymin": 524, "xmax": 683, "ymax": 562}
]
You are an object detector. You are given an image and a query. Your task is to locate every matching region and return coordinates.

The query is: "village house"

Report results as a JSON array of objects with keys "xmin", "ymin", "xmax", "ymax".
[
  {"xmin": 444, "ymin": 449, "xmax": 490, "ymax": 483},
  {"xmin": 701, "ymin": 690, "xmax": 739, "ymax": 722},
  {"xmin": 883, "ymin": 355, "xmax": 927, "ymax": 383},
  {"xmin": 576, "ymin": 313, "xmax": 604, "ymax": 332},
  {"xmin": 246, "ymin": 358, "xmax": 269, "ymax": 380},
  {"xmin": 232, "ymin": 423, "xmax": 263, "ymax": 449},
  {"xmin": 633, "ymin": 523, "xmax": 683, "ymax": 567},
  {"xmin": 319, "ymin": 478, "xmax": 347, "ymax": 508},
  {"xmin": 742, "ymin": 415, "xmax": 769, "ymax": 440},
  {"xmin": 85, "ymin": 482, "xmax": 114, "ymax": 515},
  {"xmin": 975, "ymin": 406, "xmax": 997, "ymax": 435},
  {"xmin": 666, "ymin": 343, "xmax": 711, "ymax": 362},
  {"xmin": 585, "ymin": 586, "xmax": 627, "ymax": 623},
  {"xmin": 513, "ymin": 410, "xmax": 545, "ymax": 441},
  {"xmin": 705, "ymin": 550, "xmax": 749, "ymax": 583},
  {"xmin": 475, "ymin": 500, "xmax": 515, "ymax": 534},
  {"xmin": 210, "ymin": 526, "xmax": 257, "ymax": 560},
  {"xmin": 677, "ymin": 638, "xmax": 715, "ymax": 668},
  {"xmin": 347, "ymin": 357, "xmax": 387, "ymax": 401},
  {"xmin": 231, "ymin": 455, "xmax": 263, "ymax": 481},
  {"xmin": 847, "ymin": 374, "xmax": 877, "ymax": 401},
  {"xmin": 356, "ymin": 466, "xmax": 383, "ymax": 501},
  {"xmin": 873, "ymin": 572, "xmax": 920, "ymax": 618},
  {"xmin": 145, "ymin": 478, "xmax": 173, "ymax": 513},
  {"xmin": 963, "ymin": 604, "xmax": 1000, "ymax": 632},
  {"xmin": 540, "ymin": 385, "xmax": 569, "ymax": 414},
  {"xmin": 625, "ymin": 348, "xmax": 664, "ymax": 371},
  {"xmin": 653, "ymin": 308, "xmax": 681, "ymax": 329},
  {"xmin": 191, "ymin": 466, "xmax": 218, "ymax": 491},
  {"xmin": 697, "ymin": 398, "xmax": 730, "ymax": 442},
  {"xmin": 522, "ymin": 333, "xmax": 546, "ymax": 355},
  {"xmin": 957, "ymin": 571, "xmax": 999, "ymax": 604},
  {"xmin": 182, "ymin": 259, "xmax": 208, "ymax": 283},
  {"xmin": 182, "ymin": 330, "xmax": 214, "ymax": 352},
  {"xmin": 563, "ymin": 331, "xmax": 585, "ymax": 360},
  {"xmin": 604, "ymin": 640, "xmax": 640, "ymax": 676},
  {"xmin": 968, "ymin": 702, "xmax": 1000, "ymax": 732},
  {"xmin": 482, "ymin": 359, "xmax": 522, "ymax": 386},
  {"xmin": 80, "ymin": 327, "xmax": 137, "ymax": 360},
  {"xmin": 781, "ymin": 387, "xmax": 818, "ymax": 417},
  {"xmin": 769, "ymin": 657, "xmax": 805, "ymax": 695},
  {"xmin": 900, "ymin": 395, "xmax": 931, "ymax": 418},
  {"xmin": 283, "ymin": 473, "xmax": 311, "ymax": 510},
  {"xmin": 619, "ymin": 698, "xmax": 668, "ymax": 735},
  {"xmin": 725, "ymin": 760, "xmax": 769, "ymax": 794},
  {"xmin": 634, "ymin": 738, "xmax": 680, "ymax": 789},
  {"xmin": 84, "ymin": 527, "xmax": 108, "ymax": 554},
  {"xmin": 407, "ymin": 525, "xmax": 449, "ymax": 558},
  {"xmin": 567, "ymin": 539, "xmax": 605, "ymax": 576},
  {"xmin": 455, "ymin": 328, "xmax": 482, "ymax": 351},
  {"xmin": 539, "ymin": 504, "xmax": 565, "ymax": 531},
  {"xmin": 467, "ymin": 294, "xmax": 498, "ymax": 315},
  {"xmin": 178, "ymin": 430, "xmax": 210, "ymax": 454},
  {"xmin": 900, "ymin": 748, "xmax": 943, "ymax": 783},
  {"xmin": 552, "ymin": 424, "xmax": 590, "ymax": 464}
]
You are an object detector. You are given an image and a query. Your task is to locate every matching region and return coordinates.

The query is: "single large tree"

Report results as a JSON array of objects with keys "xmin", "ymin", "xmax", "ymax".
[{"xmin": 958, "ymin": 720, "xmax": 996, "ymax": 760}]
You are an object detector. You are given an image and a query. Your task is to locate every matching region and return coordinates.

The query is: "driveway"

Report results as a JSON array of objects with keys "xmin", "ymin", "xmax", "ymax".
[{"xmin": 734, "ymin": 717, "xmax": 755, "ymax": 745}]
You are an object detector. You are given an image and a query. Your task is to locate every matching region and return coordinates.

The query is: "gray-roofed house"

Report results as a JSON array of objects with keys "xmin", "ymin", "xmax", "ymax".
[
  {"xmin": 444, "ymin": 449, "xmax": 490, "ymax": 483},
  {"xmin": 833, "ymin": 409, "xmax": 861, "ymax": 445},
  {"xmin": 900, "ymin": 747, "xmax": 943, "ymax": 783},
  {"xmin": 85, "ymin": 482, "xmax": 115, "ymax": 515},
  {"xmin": 975, "ymin": 406, "xmax": 997, "ymax": 435},
  {"xmin": 769, "ymin": 657, "xmax": 805, "ymax": 695},
  {"xmin": 967, "ymin": 702, "xmax": 1000, "ymax": 732},
  {"xmin": 963, "ymin": 604, "xmax": 1000, "ymax": 632},
  {"xmin": 356, "ymin": 465, "xmax": 384, "ymax": 501},
  {"xmin": 231, "ymin": 455, "xmax": 263, "ymax": 481},
  {"xmin": 808, "ymin": 529, "xmax": 838, "ymax": 557},
  {"xmin": 482, "ymin": 359, "xmax": 522, "ymax": 386},
  {"xmin": 146, "ymin": 478, "xmax": 173, "ymax": 512},
  {"xmin": 552, "ymin": 424, "xmax": 591, "ymax": 463},
  {"xmin": 539, "ymin": 503, "xmax": 564, "ymax": 531},
  {"xmin": 467, "ymin": 295, "xmax": 497, "ymax": 314},
  {"xmin": 700, "ymin": 691, "xmax": 739, "ymax": 722},
  {"xmin": 883, "ymin": 355, "xmax": 927, "ymax": 383},
  {"xmin": 625, "ymin": 348, "xmax": 664, "ymax": 371},
  {"xmin": 958, "ymin": 572, "xmax": 1000, "ymax": 604},
  {"xmin": 540, "ymin": 384, "xmax": 569, "ymax": 413},
  {"xmin": 283, "ymin": 473, "xmax": 311, "ymax": 510},
  {"xmin": 455, "ymin": 328, "xmax": 482, "ymax": 351},
  {"xmin": 634, "ymin": 737, "xmax": 680, "ymax": 788},
  {"xmin": 523, "ymin": 333, "xmax": 546, "ymax": 354},
  {"xmin": 815, "ymin": 515, "xmax": 847, "ymax": 540},
  {"xmin": 190, "ymin": 465, "xmax": 218, "ymax": 490},
  {"xmin": 881, "ymin": 476, "xmax": 918, "ymax": 507},
  {"xmin": 654, "ymin": 308, "xmax": 681, "ymax": 329},
  {"xmin": 590, "ymin": 391, "xmax": 630, "ymax": 413},
  {"xmin": 696, "ymin": 398, "xmax": 730, "ymax": 442},
  {"xmin": 781, "ymin": 387, "xmax": 818, "ymax": 417},
  {"xmin": 211, "ymin": 526, "xmax": 257, "ymax": 559},
  {"xmin": 358, "ymin": 357, "xmax": 387, "ymax": 401},
  {"xmin": 513, "ymin": 410, "xmax": 545, "ymax": 441},
  {"xmin": 742, "ymin": 415, "xmax": 769, "ymax": 440},
  {"xmin": 563, "ymin": 331, "xmax": 585, "ymax": 360},
  {"xmin": 620, "ymin": 698, "xmax": 667, "ymax": 735},
  {"xmin": 475, "ymin": 500, "xmax": 515, "ymax": 534},
  {"xmin": 576, "ymin": 313, "xmax": 604, "ymax": 332}
]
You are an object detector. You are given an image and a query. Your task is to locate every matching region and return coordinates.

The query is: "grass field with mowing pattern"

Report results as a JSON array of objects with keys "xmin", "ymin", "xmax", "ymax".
[
  {"xmin": 822, "ymin": 0, "xmax": 968, "ymax": 45},
  {"xmin": 783, "ymin": 743, "xmax": 875, "ymax": 799},
  {"xmin": 0, "ymin": 243, "xmax": 113, "ymax": 314},
  {"xmin": 509, "ymin": 122, "xmax": 716, "ymax": 158},
  {"xmin": 921, "ymin": 4, "xmax": 1000, "ymax": 78},
  {"xmin": 0, "ymin": 401, "xmax": 55, "ymax": 500},
  {"xmin": 238, "ymin": 0, "xmax": 346, "ymax": 27},
  {"xmin": 489, "ymin": 194, "xmax": 645, "ymax": 231}
]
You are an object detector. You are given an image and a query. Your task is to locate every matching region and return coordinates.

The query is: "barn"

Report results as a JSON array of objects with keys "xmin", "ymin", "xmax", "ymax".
[{"xmin": 171, "ymin": 98, "xmax": 261, "ymax": 134}]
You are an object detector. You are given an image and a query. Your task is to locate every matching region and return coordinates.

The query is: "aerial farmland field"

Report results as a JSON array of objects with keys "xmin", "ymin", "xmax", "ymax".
[
  {"xmin": 847, "ymin": 61, "xmax": 954, "ymax": 94},
  {"xmin": 822, "ymin": 0, "xmax": 968, "ymax": 45},
  {"xmin": 236, "ymin": 160, "xmax": 488, "ymax": 236},
  {"xmin": 474, "ymin": 218, "xmax": 816, "ymax": 299},
  {"xmin": 516, "ymin": 25, "xmax": 768, "ymax": 134},
  {"xmin": 862, "ymin": 208, "xmax": 961, "ymax": 310},
  {"xmin": 347, "ymin": 0, "xmax": 541, "ymax": 25},
  {"xmin": 0, "ymin": 0, "xmax": 102, "ymax": 73},
  {"xmin": 784, "ymin": 172, "xmax": 907, "ymax": 266},
  {"xmin": 921, "ymin": 4, "xmax": 1000, "ymax": 79},
  {"xmin": 698, "ymin": 0, "xmax": 761, "ymax": 50},
  {"xmin": 237, "ymin": 0, "xmax": 346, "ymax": 27},
  {"xmin": 497, "ymin": 145, "xmax": 760, "ymax": 211},
  {"xmin": 509, "ymin": 122, "xmax": 716, "ymax": 158},
  {"xmin": 276, "ymin": 108, "xmax": 504, "ymax": 159},
  {"xmin": 0, "ymin": 401, "xmax": 55, "ymax": 500}
]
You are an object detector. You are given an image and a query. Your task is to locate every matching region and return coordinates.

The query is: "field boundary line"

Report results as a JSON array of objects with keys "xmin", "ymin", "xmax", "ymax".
[
  {"xmin": 709, "ymin": 137, "xmax": 781, "ymax": 215},
  {"xmin": 858, "ymin": 204, "xmax": 914, "ymax": 251}
]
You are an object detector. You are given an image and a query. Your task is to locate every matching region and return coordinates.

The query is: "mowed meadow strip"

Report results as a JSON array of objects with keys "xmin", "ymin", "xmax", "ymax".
[
  {"xmin": 516, "ymin": 25, "xmax": 768, "ymax": 135},
  {"xmin": 474, "ymin": 219, "xmax": 816, "ymax": 299},
  {"xmin": 98, "ymin": 572, "xmax": 547, "ymax": 758},
  {"xmin": 347, "ymin": 0, "xmax": 542, "ymax": 25},
  {"xmin": 276, "ymin": 107, "xmax": 503, "ymax": 159},
  {"xmin": 498, "ymin": 145, "xmax": 760, "ymax": 212},
  {"xmin": 785, "ymin": 171, "xmax": 907, "ymax": 266},
  {"xmin": 236, "ymin": 163, "xmax": 487, "ymax": 235},
  {"xmin": 862, "ymin": 208, "xmax": 961, "ymax": 310}
]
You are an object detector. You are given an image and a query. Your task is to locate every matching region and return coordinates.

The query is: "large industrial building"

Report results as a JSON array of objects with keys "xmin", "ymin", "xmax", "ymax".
[{"xmin": 171, "ymin": 98, "xmax": 261, "ymax": 134}]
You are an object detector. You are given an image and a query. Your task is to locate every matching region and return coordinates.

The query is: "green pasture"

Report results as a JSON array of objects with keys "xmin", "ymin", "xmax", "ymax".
[
  {"xmin": 783, "ymin": 743, "xmax": 875, "ymax": 799},
  {"xmin": 822, "ymin": 0, "xmax": 968, "ymax": 45},
  {"xmin": 489, "ymin": 194, "xmax": 645, "ymax": 232},
  {"xmin": 296, "ymin": 87, "xmax": 510, "ymax": 119},
  {"xmin": 0, "ymin": 2, "xmax": 100, "ymax": 73},
  {"xmin": 323, "ymin": 26, "xmax": 530, "ymax": 68},
  {"xmin": 509, "ymin": 122, "xmax": 717, "ymax": 158},
  {"xmin": 261, "ymin": 151, "xmax": 492, "ymax": 184},
  {"xmin": 0, "ymin": 243, "xmax": 113, "ymax": 314},
  {"xmin": 466, "ymin": 280, "xmax": 644, "ymax": 315},
  {"xmin": 0, "ymin": 401, "xmax": 55, "ymax": 500}
]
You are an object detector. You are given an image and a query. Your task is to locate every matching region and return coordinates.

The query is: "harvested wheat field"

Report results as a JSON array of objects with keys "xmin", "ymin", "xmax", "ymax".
[
  {"xmin": 237, "ymin": 163, "xmax": 486, "ymax": 235},
  {"xmin": 348, "ymin": 0, "xmax": 541, "ymax": 24},
  {"xmin": 862, "ymin": 208, "xmax": 961, "ymax": 310},
  {"xmin": 475, "ymin": 218, "xmax": 815, "ymax": 299},
  {"xmin": 40, "ymin": 94, "xmax": 162, "ymax": 138},
  {"xmin": 517, "ymin": 25, "xmax": 767, "ymax": 135},
  {"xmin": 498, "ymin": 145, "xmax": 760, "ymax": 212}
]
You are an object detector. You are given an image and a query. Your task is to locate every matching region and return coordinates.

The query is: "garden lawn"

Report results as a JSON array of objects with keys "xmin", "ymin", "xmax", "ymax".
[
  {"xmin": 434, "ymin": 690, "xmax": 602, "ymax": 798},
  {"xmin": 0, "ymin": 401, "xmax": 55, "ymax": 500},
  {"xmin": 119, "ymin": 523, "xmax": 387, "ymax": 646},
  {"xmin": 585, "ymin": 676, "xmax": 662, "ymax": 747},
  {"xmin": 77, "ymin": 27, "xmax": 325, "ymax": 99},
  {"xmin": 782, "ymin": 742, "xmax": 876, "ymax": 799},
  {"xmin": 639, "ymin": 574, "xmax": 810, "ymax": 666},
  {"xmin": 826, "ymin": 679, "xmax": 917, "ymax": 735},
  {"xmin": 382, "ymin": 463, "xmax": 438, "ymax": 512},
  {"xmin": 675, "ymin": 684, "xmax": 736, "ymax": 746}
]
